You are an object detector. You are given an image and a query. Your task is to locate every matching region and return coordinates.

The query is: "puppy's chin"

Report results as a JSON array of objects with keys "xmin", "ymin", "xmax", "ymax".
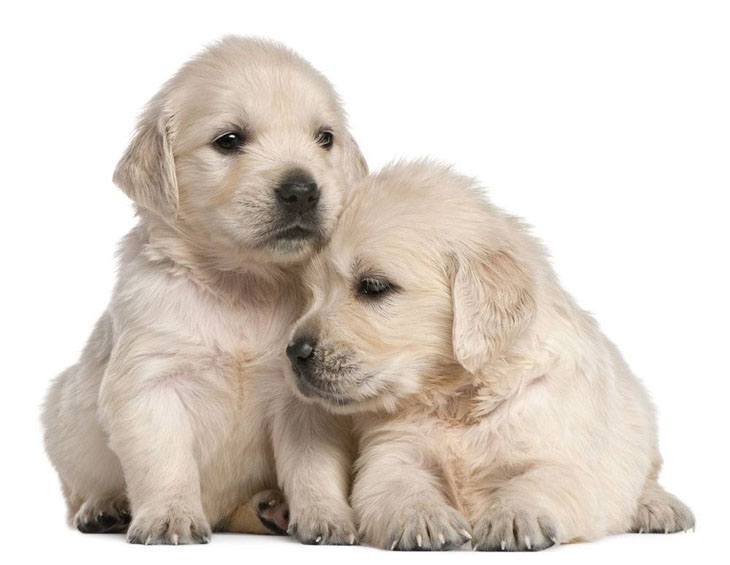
[
  {"xmin": 257, "ymin": 226, "xmax": 327, "ymax": 264},
  {"xmin": 266, "ymin": 236, "xmax": 322, "ymax": 263},
  {"xmin": 286, "ymin": 368, "xmax": 397, "ymax": 416},
  {"xmin": 291, "ymin": 379, "xmax": 360, "ymax": 414}
]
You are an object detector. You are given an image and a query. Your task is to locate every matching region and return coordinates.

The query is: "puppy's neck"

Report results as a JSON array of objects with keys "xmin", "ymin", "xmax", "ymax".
[{"xmin": 136, "ymin": 216, "xmax": 301, "ymax": 305}]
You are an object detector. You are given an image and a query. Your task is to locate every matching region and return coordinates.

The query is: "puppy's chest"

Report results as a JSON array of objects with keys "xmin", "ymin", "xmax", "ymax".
[
  {"xmin": 217, "ymin": 305, "xmax": 295, "ymax": 372},
  {"xmin": 192, "ymin": 291, "xmax": 300, "ymax": 389}
]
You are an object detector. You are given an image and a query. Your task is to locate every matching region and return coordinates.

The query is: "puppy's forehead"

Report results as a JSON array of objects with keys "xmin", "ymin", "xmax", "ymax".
[
  {"xmin": 172, "ymin": 40, "xmax": 341, "ymax": 140},
  {"xmin": 326, "ymin": 213, "xmax": 436, "ymax": 285},
  {"xmin": 323, "ymin": 162, "xmax": 489, "ymax": 284}
]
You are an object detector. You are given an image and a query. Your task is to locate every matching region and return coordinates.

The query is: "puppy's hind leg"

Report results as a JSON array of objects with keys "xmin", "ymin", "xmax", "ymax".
[
  {"xmin": 42, "ymin": 312, "xmax": 130, "ymax": 534},
  {"xmin": 46, "ymin": 398, "xmax": 129, "ymax": 534},
  {"xmin": 75, "ymin": 493, "xmax": 131, "ymax": 534},
  {"xmin": 631, "ymin": 479, "xmax": 694, "ymax": 534},
  {"xmin": 52, "ymin": 380, "xmax": 130, "ymax": 534}
]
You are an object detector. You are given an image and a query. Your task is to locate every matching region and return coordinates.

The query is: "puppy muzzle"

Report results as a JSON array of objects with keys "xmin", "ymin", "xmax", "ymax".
[{"xmin": 286, "ymin": 337, "xmax": 356, "ymax": 406}]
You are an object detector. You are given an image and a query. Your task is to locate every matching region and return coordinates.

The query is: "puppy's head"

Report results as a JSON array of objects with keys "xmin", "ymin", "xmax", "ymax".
[
  {"xmin": 114, "ymin": 37, "xmax": 367, "ymax": 266},
  {"xmin": 286, "ymin": 162, "xmax": 537, "ymax": 413}
]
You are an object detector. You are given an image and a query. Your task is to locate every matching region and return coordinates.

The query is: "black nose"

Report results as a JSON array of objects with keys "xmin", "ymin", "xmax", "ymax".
[
  {"xmin": 276, "ymin": 170, "xmax": 319, "ymax": 213},
  {"xmin": 286, "ymin": 336, "xmax": 316, "ymax": 368}
]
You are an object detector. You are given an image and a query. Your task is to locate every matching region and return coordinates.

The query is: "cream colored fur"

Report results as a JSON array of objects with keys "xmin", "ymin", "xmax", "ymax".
[
  {"xmin": 286, "ymin": 161, "xmax": 694, "ymax": 550},
  {"xmin": 42, "ymin": 36, "xmax": 366, "ymax": 545}
]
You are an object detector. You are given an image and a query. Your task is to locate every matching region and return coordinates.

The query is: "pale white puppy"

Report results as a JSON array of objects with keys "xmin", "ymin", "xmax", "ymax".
[
  {"xmin": 285, "ymin": 161, "xmax": 694, "ymax": 550},
  {"xmin": 42, "ymin": 36, "xmax": 366, "ymax": 545}
]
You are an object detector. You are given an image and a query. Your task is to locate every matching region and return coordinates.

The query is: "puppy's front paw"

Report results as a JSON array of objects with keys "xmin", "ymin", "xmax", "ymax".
[
  {"xmin": 288, "ymin": 503, "xmax": 357, "ymax": 545},
  {"xmin": 473, "ymin": 505, "xmax": 559, "ymax": 551},
  {"xmin": 75, "ymin": 494, "xmax": 131, "ymax": 534},
  {"xmin": 127, "ymin": 503, "xmax": 211, "ymax": 545},
  {"xmin": 377, "ymin": 501, "xmax": 471, "ymax": 551}
]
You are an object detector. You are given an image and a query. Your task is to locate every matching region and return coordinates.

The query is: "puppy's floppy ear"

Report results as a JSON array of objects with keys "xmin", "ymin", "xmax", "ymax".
[
  {"xmin": 113, "ymin": 100, "xmax": 178, "ymax": 219},
  {"xmin": 451, "ymin": 248, "xmax": 536, "ymax": 374},
  {"xmin": 340, "ymin": 130, "xmax": 368, "ymax": 182}
]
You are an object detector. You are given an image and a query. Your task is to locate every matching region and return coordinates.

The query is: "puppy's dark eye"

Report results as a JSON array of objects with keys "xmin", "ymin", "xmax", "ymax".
[
  {"xmin": 315, "ymin": 129, "xmax": 334, "ymax": 150},
  {"xmin": 213, "ymin": 132, "xmax": 245, "ymax": 153},
  {"xmin": 357, "ymin": 276, "xmax": 394, "ymax": 299}
]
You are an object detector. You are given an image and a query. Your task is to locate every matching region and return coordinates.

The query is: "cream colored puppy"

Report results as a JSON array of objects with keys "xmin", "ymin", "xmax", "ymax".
[
  {"xmin": 42, "ymin": 37, "xmax": 366, "ymax": 545},
  {"xmin": 285, "ymin": 161, "xmax": 694, "ymax": 550}
]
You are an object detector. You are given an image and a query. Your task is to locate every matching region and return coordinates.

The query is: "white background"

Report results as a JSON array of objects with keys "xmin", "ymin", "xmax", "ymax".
[{"xmin": 1, "ymin": 1, "xmax": 728, "ymax": 563}]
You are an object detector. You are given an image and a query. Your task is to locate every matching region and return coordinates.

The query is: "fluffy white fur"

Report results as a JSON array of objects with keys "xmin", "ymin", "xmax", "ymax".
[
  {"xmin": 42, "ymin": 36, "xmax": 366, "ymax": 545},
  {"xmin": 285, "ymin": 161, "xmax": 694, "ymax": 550}
]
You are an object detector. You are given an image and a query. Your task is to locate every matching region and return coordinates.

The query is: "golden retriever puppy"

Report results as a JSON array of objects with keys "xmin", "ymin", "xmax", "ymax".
[
  {"xmin": 42, "ymin": 36, "xmax": 366, "ymax": 545},
  {"xmin": 285, "ymin": 161, "xmax": 694, "ymax": 550}
]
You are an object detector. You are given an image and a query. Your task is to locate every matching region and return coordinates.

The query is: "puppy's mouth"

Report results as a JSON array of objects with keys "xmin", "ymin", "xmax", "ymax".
[
  {"xmin": 292, "ymin": 374, "xmax": 356, "ymax": 407},
  {"xmin": 275, "ymin": 225, "xmax": 318, "ymax": 241},
  {"xmin": 258, "ymin": 220, "xmax": 326, "ymax": 252},
  {"xmin": 287, "ymin": 348, "xmax": 376, "ymax": 410}
]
